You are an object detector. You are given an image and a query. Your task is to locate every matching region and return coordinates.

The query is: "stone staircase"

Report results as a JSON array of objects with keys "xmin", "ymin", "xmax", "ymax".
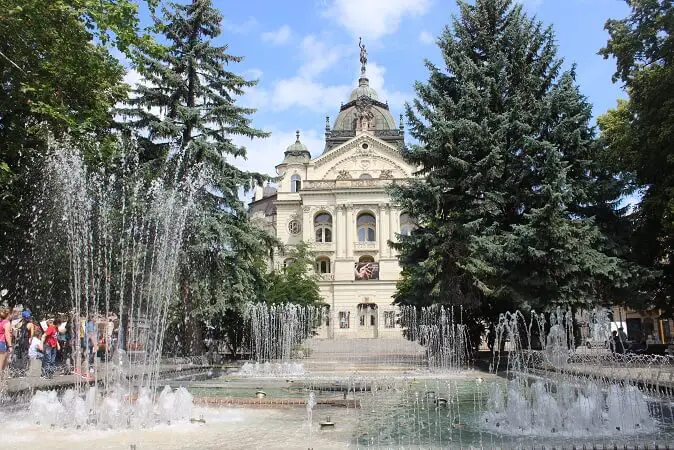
[{"xmin": 301, "ymin": 338, "xmax": 429, "ymax": 373}]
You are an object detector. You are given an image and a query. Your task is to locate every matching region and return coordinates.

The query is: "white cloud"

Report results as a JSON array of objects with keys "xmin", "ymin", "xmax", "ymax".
[
  {"xmin": 520, "ymin": 0, "xmax": 543, "ymax": 9},
  {"xmin": 261, "ymin": 24, "xmax": 292, "ymax": 45},
  {"xmin": 245, "ymin": 68, "xmax": 264, "ymax": 80},
  {"xmin": 363, "ymin": 62, "xmax": 410, "ymax": 112},
  {"xmin": 123, "ymin": 68, "xmax": 143, "ymax": 89},
  {"xmin": 298, "ymin": 35, "xmax": 344, "ymax": 78},
  {"xmin": 223, "ymin": 16, "xmax": 259, "ymax": 34},
  {"xmin": 324, "ymin": 0, "xmax": 431, "ymax": 40},
  {"xmin": 419, "ymin": 30, "xmax": 434, "ymax": 45},
  {"xmin": 232, "ymin": 127, "xmax": 324, "ymax": 178},
  {"xmin": 242, "ymin": 36, "xmax": 410, "ymax": 115},
  {"xmin": 272, "ymin": 77, "xmax": 351, "ymax": 112}
]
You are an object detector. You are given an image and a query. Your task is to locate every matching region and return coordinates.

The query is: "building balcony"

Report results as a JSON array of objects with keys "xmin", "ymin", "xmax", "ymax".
[
  {"xmin": 354, "ymin": 241, "xmax": 378, "ymax": 251},
  {"xmin": 312, "ymin": 241, "xmax": 335, "ymax": 252},
  {"xmin": 302, "ymin": 178, "xmax": 394, "ymax": 190}
]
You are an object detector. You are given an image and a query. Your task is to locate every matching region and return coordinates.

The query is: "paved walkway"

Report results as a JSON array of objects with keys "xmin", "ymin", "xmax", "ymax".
[{"xmin": 1, "ymin": 363, "xmax": 213, "ymax": 395}]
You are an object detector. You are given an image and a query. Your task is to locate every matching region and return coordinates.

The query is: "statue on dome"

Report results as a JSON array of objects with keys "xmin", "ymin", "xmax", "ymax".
[{"xmin": 359, "ymin": 37, "xmax": 367, "ymax": 74}]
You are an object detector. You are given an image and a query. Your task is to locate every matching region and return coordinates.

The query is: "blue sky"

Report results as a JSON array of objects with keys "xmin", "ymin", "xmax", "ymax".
[{"xmin": 128, "ymin": 0, "xmax": 631, "ymax": 183}]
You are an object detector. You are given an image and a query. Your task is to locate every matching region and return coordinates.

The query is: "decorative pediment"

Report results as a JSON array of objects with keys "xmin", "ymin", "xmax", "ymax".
[{"xmin": 311, "ymin": 134, "xmax": 414, "ymax": 180}]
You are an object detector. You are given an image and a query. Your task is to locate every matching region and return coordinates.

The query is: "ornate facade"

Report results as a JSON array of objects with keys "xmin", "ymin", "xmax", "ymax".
[{"xmin": 249, "ymin": 47, "xmax": 415, "ymax": 339}]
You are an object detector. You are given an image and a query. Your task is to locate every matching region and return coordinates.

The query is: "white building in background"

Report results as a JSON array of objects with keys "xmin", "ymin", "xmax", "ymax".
[{"xmin": 249, "ymin": 46, "xmax": 416, "ymax": 339}]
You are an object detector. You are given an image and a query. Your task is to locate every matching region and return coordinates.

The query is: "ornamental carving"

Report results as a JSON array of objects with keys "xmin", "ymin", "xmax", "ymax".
[
  {"xmin": 314, "ymin": 137, "xmax": 413, "ymax": 178},
  {"xmin": 354, "ymin": 97, "xmax": 375, "ymax": 132},
  {"xmin": 287, "ymin": 219, "xmax": 301, "ymax": 235},
  {"xmin": 327, "ymin": 130, "xmax": 356, "ymax": 138},
  {"xmin": 380, "ymin": 169, "xmax": 393, "ymax": 179},
  {"xmin": 336, "ymin": 170, "xmax": 352, "ymax": 180},
  {"xmin": 360, "ymin": 159, "xmax": 371, "ymax": 169},
  {"xmin": 374, "ymin": 130, "xmax": 403, "ymax": 137}
]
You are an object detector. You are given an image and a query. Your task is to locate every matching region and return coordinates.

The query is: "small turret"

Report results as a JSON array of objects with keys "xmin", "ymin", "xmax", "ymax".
[{"xmin": 282, "ymin": 130, "xmax": 311, "ymax": 164}]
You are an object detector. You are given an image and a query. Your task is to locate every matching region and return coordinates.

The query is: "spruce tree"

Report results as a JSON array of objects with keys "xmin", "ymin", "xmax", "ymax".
[
  {"xmin": 118, "ymin": 0, "xmax": 272, "ymax": 354},
  {"xmin": 391, "ymin": 0, "xmax": 630, "ymax": 316}
]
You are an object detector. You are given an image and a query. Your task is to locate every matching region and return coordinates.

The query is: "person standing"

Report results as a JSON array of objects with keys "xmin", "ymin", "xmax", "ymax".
[
  {"xmin": 612, "ymin": 330, "xmax": 625, "ymax": 354},
  {"xmin": 0, "ymin": 308, "xmax": 13, "ymax": 381},
  {"xmin": 12, "ymin": 310, "xmax": 33, "ymax": 370},
  {"xmin": 42, "ymin": 319, "xmax": 60, "ymax": 378}
]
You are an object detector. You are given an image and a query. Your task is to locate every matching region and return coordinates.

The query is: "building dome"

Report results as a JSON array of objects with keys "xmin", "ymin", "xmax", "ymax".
[
  {"xmin": 348, "ymin": 76, "xmax": 380, "ymax": 102},
  {"xmin": 331, "ymin": 76, "xmax": 397, "ymax": 133},
  {"xmin": 321, "ymin": 39, "xmax": 405, "ymax": 153},
  {"xmin": 282, "ymin": 130, "xmax": 311, "ymax": 164}
]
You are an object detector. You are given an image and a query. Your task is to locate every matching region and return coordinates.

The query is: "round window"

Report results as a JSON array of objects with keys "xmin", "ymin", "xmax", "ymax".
[
  {"xmin": 288, "ymin": 219, "xmax": 302, "ymax": 235},
  {"xmin": 362, "ymin": 143, "xmax": 369, "ymax": 149}
]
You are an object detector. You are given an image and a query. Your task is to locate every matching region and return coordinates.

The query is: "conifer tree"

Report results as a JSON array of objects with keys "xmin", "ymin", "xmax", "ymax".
[
  {"xmin": 391, "ymin": 0, "xmax": 630, "ymax": 316},
  {"xmin": 118, "ymin": 0, "xmax": 272, "ymax": 353}
]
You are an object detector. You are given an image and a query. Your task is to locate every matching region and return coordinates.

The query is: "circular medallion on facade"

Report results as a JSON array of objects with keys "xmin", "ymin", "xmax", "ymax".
[{"xmin": 288, "ymin": 219, "xmax": 302, "ymax": 235}]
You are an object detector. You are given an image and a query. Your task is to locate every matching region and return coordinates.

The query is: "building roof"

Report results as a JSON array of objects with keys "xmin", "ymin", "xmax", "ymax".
[
  {"xmin": 281, "ymin": 130, "xmax": 311, "ymax": 164},
  {"xmin": 323, "ymin": 41, "xmax": 404, "ymax": 154}
]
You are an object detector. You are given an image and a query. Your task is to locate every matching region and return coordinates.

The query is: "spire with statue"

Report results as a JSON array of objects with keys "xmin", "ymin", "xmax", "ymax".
[{"xmin": 359, "ymin": 37, "xmax": 368, "ymax": 75}]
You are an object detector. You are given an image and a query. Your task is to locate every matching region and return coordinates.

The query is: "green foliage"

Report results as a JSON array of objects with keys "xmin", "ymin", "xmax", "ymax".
[
  {"xmin": 391, "ymin": 0, "xmax": 632, "ymax": 318},
  {"xmin": 119, "ymin": 0, "xmax": 273, "ymax": 354},
  {"xmin": 265, "ymin": 242, "xmax": 321, "ymax": 306},
  {"xmin": 599, "ymin": 0, "xmax": 674, "ymax": 313},
  {"xmin": 0, "ymin": 0, "xmax": 145, "ymax": 304}
]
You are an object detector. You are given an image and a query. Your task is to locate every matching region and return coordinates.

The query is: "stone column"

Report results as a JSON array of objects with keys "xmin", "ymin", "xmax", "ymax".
[
  {"xmin": 378, "ymin": 203, "xmax": 386, "ymax": 256},
  {"xmin": 388, "ymin": 205, "xmax": 396, "ymax": 257},
  {"xmin": 335, "ymin": 204, "xmax": 344, "ymax": 258},
  {"xmin": 346, "ymin": 204, "xmax": 354, "ymax": 258},
  {"xmin": 302, "ymin": 206, "xmax": 312, "ymax": 243}
]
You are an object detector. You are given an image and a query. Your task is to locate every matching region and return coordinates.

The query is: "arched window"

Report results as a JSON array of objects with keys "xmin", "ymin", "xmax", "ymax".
[
  {"xmin": 359, "ymin": 173, "xmax": 372, "ymax": 179},
  {"xmin": 400, "ymin": 212, "xmax": 416, "ymax": 236},
  {"xmin": 315, "ymin": 257, "xmax": 331, "ymax": 274},
  {"xmin": 291, "ymin": 174, "xmax": 301, "ymax": 192},
  {"xmin": 357, "ymin": 213, "xmax": 376, "ymax": 242},
  {"xmin": 314, "ymin": 212, "xmax": 332, "ymax": 243}
]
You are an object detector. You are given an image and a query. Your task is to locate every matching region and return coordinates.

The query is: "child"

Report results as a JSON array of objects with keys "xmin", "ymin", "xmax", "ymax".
[{"xmin": 28, "ymin": 328, "xmax": 44, "ymax": 361}]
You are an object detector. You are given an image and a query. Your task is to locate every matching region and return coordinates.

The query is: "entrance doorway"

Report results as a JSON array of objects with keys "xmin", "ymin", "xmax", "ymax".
[{"xmin": 357, "ymin": 303, "xmax": 378, "ymax": 338}]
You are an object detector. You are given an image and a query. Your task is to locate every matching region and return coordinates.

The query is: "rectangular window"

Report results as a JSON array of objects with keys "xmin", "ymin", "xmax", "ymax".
[
  {"xmin": 370, "ymin": 314, "xmax": 376, "ymax": 326},
  {"xmin": 359, "ymin": 315, "xmax": 365, "ymax": 326},
  {"xmin": 339, "ymin": 311, "xmax": 350, "ymax": 329},
  {"xmin": 384, "ymin": 311, "xmax": 396, "ymax": 328}
]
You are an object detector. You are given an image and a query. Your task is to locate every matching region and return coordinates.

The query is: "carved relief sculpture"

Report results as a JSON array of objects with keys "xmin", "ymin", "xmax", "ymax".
[
  {"xmin": 379, "ymin": 169, "xmax": 393, "ymax": 179},
  {"xmin": 355, "ymin": 97, "xmax": 375, "ymax": 132},
  {"xmin": 336, "ymin": 170, "xmax": 352, "ymax": 180}
]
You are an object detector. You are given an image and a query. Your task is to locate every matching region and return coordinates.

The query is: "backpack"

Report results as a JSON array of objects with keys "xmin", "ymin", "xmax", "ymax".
[{"xmin": 15, "ymin": 319, "xmax": 29, "ymax": 350}]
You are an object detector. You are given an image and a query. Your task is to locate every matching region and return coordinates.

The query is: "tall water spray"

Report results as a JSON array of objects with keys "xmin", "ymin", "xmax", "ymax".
[
  {"xmin": 399, "ymin": 304, "xmax": 472, "ymax": 369},
  {"xmin": 245, "ymin": 302, "xmax": 326, "ymax": 361},
  {"xmin": 33, "ymin": 140, "xmax": 200, "ymax": 426},
  {"xmin": 486, "ymin": 308, "xmax": 658, "ymax": 438}
]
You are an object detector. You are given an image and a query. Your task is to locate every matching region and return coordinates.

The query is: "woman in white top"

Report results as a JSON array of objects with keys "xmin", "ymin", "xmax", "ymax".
[{"xmin": 28, "ymin": 328, "xmax": 43, "ymax": 360}]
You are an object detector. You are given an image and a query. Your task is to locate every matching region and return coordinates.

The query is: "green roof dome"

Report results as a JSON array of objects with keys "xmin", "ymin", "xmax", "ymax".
[
  {"xmin": 348, "ymin": 76, "xmax": 379, "ymax": 102},
  {"xmin": 282, "ymin": 130, "xmax": 311, "ymax": 163}
]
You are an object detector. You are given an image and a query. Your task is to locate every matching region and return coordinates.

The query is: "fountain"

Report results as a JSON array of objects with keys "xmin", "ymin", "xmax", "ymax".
[
  {"xmin": 4, "ymin": 145, "xmax": 674, "ymax": 447},
  {"xmin": 9, "ymin": 139, "xmax": 203, "ymax": 428}
]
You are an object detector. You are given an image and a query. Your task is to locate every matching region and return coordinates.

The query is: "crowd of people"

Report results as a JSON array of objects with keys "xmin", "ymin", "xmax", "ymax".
[{"xmin": 0, "ymin": 306, "xmax": 116, "ymax": 382}]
